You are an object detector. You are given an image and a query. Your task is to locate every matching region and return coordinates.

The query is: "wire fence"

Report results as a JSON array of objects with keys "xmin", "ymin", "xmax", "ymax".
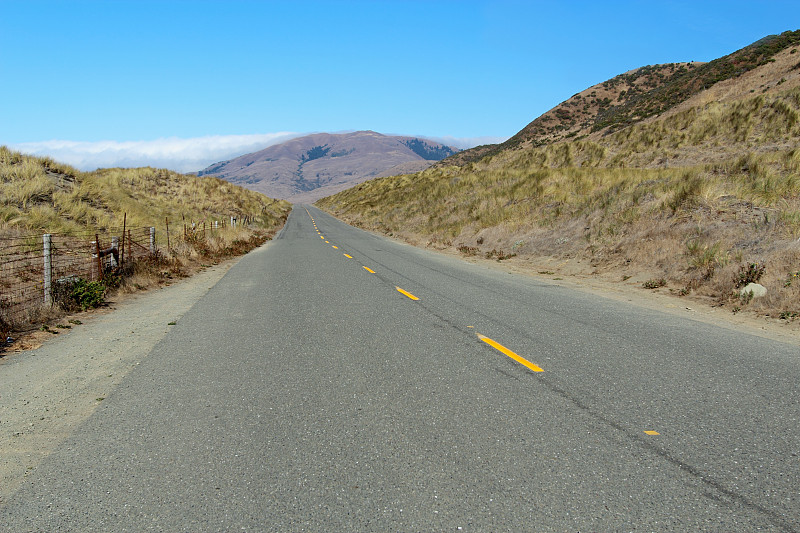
[
  {"xmin": 0, "ymin": 215, "xmax": 255, "ymax": 332},
  {"xmin": 0, "ymin": 226, "xmax": 155, "ymax": 327}
]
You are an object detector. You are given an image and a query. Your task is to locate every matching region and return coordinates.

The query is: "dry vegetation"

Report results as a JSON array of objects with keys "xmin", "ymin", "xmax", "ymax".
[
  {"xmin": 445, "ymin": 30, "xmax": 800, "ymax": 167},
  {"xmin": 0, "ymin": 146, "xmax": 290, "ymax": 238},
  {"xmin": 1, "ymin": 147, "xmax": 291, "ymax": 335},
  {"xmin": 317, "ymin": 84, "xmax": 800, "ymax": 324}
]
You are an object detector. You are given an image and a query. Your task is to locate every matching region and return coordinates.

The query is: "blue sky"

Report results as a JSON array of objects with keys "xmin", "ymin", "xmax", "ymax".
[{"xmin": 1, "ymin": 0, "xmax": 797, "ymax": 171}]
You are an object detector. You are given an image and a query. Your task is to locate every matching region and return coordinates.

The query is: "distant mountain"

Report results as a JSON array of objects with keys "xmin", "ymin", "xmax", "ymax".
[{"xmin": 198, "ymin": 131, "xmax": 459, "ymax": 202}]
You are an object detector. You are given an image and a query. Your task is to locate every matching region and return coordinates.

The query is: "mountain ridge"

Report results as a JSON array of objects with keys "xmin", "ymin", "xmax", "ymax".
[
  {"xmin": 440, "ymin": 30, "xmax": 800, "ymax": 167},
  {"xmin": 198, "ymin": 131, "xmax": 459, "ymax": 202}
]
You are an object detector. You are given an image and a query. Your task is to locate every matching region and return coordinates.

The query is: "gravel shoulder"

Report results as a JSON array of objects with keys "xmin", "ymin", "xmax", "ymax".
[{"xmin": 0, "ymin": 256, "xmax": 242, "ymax": 503}]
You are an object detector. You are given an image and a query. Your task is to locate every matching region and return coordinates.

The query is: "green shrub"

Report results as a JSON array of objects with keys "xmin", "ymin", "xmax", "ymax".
[
  {"xmin": 73, "ymin": 279, "xmax": 106, "ymax": 310},
  {"xmin": 734, "ymin": 261, "xmax": 766, "ymax": 288},
  {"xmin": 53, "ymin": 277, "xmax": 106, "ymax": 311},
  {"xmin": 643, "ymin": 278, "xmax": 667, "ymax": 289}
]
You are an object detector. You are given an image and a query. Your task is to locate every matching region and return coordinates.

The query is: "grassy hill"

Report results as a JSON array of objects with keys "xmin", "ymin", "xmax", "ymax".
[
  {"xmin": 317, "ymin": 33, "xmax": 800, "ymax": 323},
  {"xmin": 444, "ymin": 30, "xmax": 800, "ymax": 167},
  {"xmin": 0, "ymin": 146, "xmax": 290, "ymax": 238},
  {"xmin": 1, "ymin": 147, "xmax": 291, "ymax": 334}
]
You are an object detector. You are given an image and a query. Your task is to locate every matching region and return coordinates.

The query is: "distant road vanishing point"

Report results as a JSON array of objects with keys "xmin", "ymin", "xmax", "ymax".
[{"xmin": 2, "ymin": 206, "xmax": 799, "ymax": 531}]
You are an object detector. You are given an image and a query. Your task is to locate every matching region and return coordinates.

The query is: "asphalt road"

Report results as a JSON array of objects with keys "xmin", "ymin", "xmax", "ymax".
[{"xmin": 2, "ymin": 205, "xmax": 799, "ymax": 532}]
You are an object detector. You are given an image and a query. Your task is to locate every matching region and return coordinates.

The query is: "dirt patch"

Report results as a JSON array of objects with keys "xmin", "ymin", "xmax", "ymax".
[{"xmin": 0, "ymin": 255, "xmax": 244, "ymax": 503}]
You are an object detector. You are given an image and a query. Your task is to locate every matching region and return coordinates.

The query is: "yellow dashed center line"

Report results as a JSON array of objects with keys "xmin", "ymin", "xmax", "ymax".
[
  {"xmin": 332, "ymin": 245, "xmax": 338, "ymax": 249},
  {"xmin": 644, "ymin": 430, "xmax": 660, "ymax": 435},
  {"xmin": 344, "ymin": 254, "xmax": 353, "ymax": 259},
  {"xmin": 477, "ymin": 334, "xmax": 543, "ymax": 372},
  {"xmin": 363, "ymin": 266, "xmax": 375, "ymax": 273},
  {"xmin": 395, "ymin": 286, "xmax": 420, "ymax": 300},
  {"xmin": 320, "ymin": 235, "xmax": 324, "ymax": 239}
]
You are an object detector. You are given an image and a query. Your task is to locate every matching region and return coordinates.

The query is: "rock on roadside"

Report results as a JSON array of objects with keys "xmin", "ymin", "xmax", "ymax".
[{"xmin": 740, "ymin": 282, "xmax": 768, "ymax": 299}]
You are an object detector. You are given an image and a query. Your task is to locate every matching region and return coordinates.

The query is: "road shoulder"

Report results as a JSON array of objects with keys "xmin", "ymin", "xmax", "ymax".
[{"xmin": 0, "ymin": 255, "xmax": 242, "ymax": 503}]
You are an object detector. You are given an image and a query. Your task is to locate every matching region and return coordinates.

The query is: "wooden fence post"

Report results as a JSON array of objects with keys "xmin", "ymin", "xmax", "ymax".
[
  {"xmin": 94, "ymin": 234, "xmax": 103, "ymax": 281},
  {"xmin": 43, "ymin": 234, "xmax": 52, "ymax": 305},
  {"xmin": 121, "ymin": 213, "xmax": 127, "ymax": 269},
  {"xmin": 165, "ymin": 218, "xmax": 170, "ymax": 251},
  {"xmin": 150, "ymin": 227, "xmax": 156, "ymax": 254}
]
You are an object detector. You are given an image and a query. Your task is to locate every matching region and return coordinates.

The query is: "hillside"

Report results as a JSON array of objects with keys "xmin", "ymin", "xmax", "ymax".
[
  {"xmin": 317, "ymin": 31, "xmax": 800, "ymax": 324},
  {"xmin": 198, "ymin": 131, "xmax": 459, "ymax": 202},
  {"xmin": 0, "ymin": 146, "xmax": 290, "ymax": 237},
  {"xmin": 1, "ymin": 146, "xmax": 293, "ymax": 333},
  {"xmin": 443, "ymin": 30, "xmax": 800, "ymax": 167}
]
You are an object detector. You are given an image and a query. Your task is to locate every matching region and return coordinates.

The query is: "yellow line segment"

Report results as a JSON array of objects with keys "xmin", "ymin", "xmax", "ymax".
[
  {"xmin": 644, "ymin": 430, "xmax": 660, "ymax": 435},
  {"xmin": 344, "ymin": 254, "xmax": 353, "ymax": 259},
  {"xmin": 363, "ymin": 266, "xmax": 375, "ymax": 273},
  {"xmin": 477, "ymin": 334, "xmax": 543, "ymax": 372},
  {"xmin": 332, "ymin": 245, "xmax": 338, "ymax": 249},
  {"xmin": 395, "ymin": 286, "xmax": 420, "ymax": 300}
]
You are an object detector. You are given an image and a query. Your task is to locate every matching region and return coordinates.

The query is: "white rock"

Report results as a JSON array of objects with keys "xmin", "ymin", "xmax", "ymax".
[{"xmin": 740, "ymin": 283, "xmax": 767, "ymax": 299}]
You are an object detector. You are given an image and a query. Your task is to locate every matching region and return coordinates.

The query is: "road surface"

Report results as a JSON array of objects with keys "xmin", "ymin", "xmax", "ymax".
[{"xmin": 2, "ymin": 205, "xmax": 798, "ymax": 531}]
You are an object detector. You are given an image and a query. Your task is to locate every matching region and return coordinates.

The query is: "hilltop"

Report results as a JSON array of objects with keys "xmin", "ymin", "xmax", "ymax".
[
  {"xmin": 444, "ymin": 30, "xmax": 800, "ymax": 167},
  {"xmin": 198, "ymin": 131, "xmax": 459, "ymax": 202},
  {"xmin": 0, "ymin": 146, "xmax": 290, "ymax": 236},
  {"xmin": 318, "ymin": 31, "xmax": 800, "ymax": 325},
  {"xmin": 1, "ymin": 147, "xmax": 292, "ymax": 334}
]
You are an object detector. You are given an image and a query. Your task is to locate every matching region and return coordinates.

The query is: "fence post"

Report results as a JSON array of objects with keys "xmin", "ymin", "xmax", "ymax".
[
  {"xmin": 121, "ymin": 213, "xmax": 127, "ymax": 269},
  {"xmin": 43, "ymin": 234, "xmax": 52, "ymax": 306},
  {"xmin": 165, "ymin": 217, "xmax": 170, "ymax": 251},
  {"xmin": 94, "ymin": 235, "xmax": 103, "ymax": 281},
  {"xmin": 150, "ymin": 227, "xmax": 156, "ymax": 254}
]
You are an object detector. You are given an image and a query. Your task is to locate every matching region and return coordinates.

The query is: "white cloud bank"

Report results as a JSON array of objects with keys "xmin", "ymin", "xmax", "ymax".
[
  {"xmin": 10, "ymin": 133, "xmax": 302, "ymax": 173},
  {"xmin": 9, "ymin": 133, "xmax": 509, "ymax": 174}
]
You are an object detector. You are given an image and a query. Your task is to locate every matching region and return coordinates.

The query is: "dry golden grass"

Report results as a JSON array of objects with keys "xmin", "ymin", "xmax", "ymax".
[
  {"xmin": 0, "ymin": 146, "xmax": 291, "ymax": 242},
  {"xmin": 447, "ymin": 31, "xmax": 800, "ymax": 168},
  {"xmin": 318, "ymin": 86, "xmax": 800, "ymax": 323},
  {"xmin": 0, "ymin": 148, "xmax": 293, "ymax": 336}
]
